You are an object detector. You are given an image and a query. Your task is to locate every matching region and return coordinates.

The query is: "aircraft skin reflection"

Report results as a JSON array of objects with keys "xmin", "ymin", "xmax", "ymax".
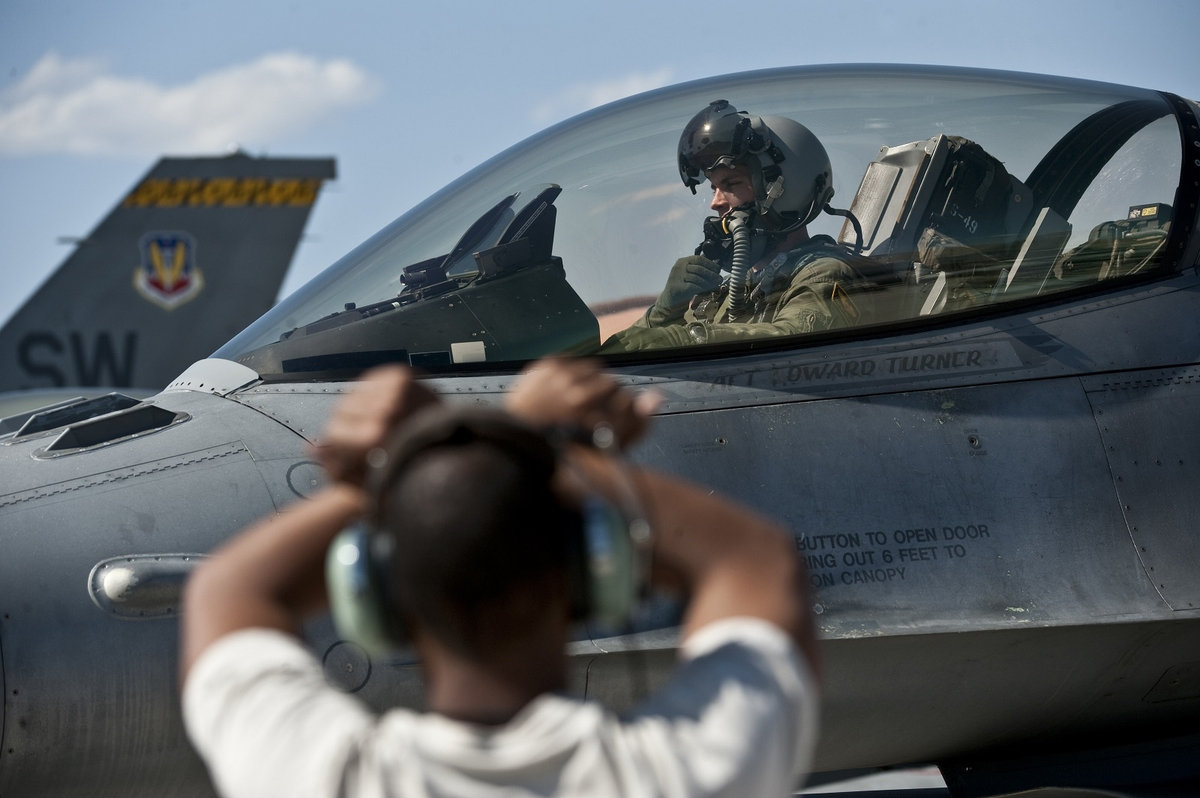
[{"xmin": 1, "ymin": 64, "xmax": 1199, "ymax": 797}]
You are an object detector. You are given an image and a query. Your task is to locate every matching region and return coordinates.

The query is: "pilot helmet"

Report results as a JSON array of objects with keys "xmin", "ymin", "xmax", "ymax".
[{"xmin": 677, "ymin": 99, "xmax": 834, "ymax": 229}]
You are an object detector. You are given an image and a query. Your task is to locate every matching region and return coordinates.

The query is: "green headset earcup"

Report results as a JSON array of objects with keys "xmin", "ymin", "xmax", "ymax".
[
  {"xmin": 326, "ymin": 525, "xmax": 402, "ymax": 656},
  {"xmin": 580, "ymin": 496, "xmax": 637, "ymax": 629}
]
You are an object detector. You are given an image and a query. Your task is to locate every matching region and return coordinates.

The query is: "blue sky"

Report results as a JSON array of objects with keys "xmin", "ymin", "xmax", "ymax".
[{"xmin": 2, "ymin": 0, "xmax": 1197, "ymax": 329}]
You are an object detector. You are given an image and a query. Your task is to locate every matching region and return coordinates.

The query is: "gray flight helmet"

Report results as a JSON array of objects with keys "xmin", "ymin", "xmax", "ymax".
[{"xmin": 678, "ymin": 99, "xmax": 834, "ymax": 229}]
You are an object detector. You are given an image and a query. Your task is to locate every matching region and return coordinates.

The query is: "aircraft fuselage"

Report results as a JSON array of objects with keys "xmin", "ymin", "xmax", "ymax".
[{"xmin": 2, "ymin": 268, "xmax": 1198, "ymax": 794}]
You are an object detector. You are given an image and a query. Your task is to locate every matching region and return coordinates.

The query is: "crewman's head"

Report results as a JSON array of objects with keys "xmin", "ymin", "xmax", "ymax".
[{"xmin": 367, "ymin": 406, "xmax": 583, "ymax": 659}]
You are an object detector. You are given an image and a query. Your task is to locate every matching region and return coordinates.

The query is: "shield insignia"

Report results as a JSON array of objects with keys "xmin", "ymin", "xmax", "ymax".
[{"xmin": 133, "ymin": 231, "xmax": 204, "ymax": 310}]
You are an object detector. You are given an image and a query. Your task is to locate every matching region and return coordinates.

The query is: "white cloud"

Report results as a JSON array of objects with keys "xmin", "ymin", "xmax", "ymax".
[
  {"xmin": 531, "ymin": 68, "xmax": 674, "ymax": 125},
  {"xmin": 0, "ymin": 51, "xmax": 379, "ymax": 157}
]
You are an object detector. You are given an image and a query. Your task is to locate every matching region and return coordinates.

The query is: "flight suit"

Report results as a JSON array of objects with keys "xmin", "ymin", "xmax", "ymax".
[{"xmin": 604, "ymin": 236, "xmax": 872, "ymax": 351}]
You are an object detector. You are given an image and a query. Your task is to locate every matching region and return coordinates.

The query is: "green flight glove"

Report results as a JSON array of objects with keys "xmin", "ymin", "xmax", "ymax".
[
  {"xmin": 645, "ymin": 255, "xmax": 723, "ymax": 325},
  {"xmin": 600, "ymin": 322, "xmax": 695, "ymax": 352}
]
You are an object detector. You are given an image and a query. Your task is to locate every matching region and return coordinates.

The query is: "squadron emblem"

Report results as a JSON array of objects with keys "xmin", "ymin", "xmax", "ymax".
[{"xmin": 133, "ymin": 231, "xmax": 204, "ymax": 310}]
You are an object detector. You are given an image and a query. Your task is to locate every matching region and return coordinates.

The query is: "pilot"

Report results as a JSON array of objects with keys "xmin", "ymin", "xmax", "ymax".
[
  {"xmin": 604, "ymin": 100, "xmax": 871, "ymax": 350},
  {"xmin": 180, "ymin": 357, "xmax": 821, "ymax": 797}
]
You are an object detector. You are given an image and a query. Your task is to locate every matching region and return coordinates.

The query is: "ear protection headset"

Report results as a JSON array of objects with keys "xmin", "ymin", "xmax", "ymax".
[{"xmin": 326, "ymin": 405, "xmax": 651, "ymax": 657}]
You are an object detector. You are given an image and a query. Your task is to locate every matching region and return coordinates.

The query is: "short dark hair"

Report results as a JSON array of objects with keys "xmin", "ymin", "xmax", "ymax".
[{"xmin": 369, "ymin": 407, "xmax": 583, "ymax": 658}]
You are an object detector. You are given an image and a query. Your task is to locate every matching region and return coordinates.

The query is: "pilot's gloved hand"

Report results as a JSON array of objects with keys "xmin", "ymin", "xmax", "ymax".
[
  {"xmin": 601, "ymin": 323, "xmax": 695, "ymax": 352},
  {"xmin": 645, "ymin": 255, "xmax": 723, "ymax": 326}
]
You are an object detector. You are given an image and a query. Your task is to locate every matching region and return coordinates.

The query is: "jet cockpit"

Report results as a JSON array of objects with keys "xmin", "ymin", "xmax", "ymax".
[{"xmin": 216, "ymin": 65, "xmax": 1189, "ymax": 380}]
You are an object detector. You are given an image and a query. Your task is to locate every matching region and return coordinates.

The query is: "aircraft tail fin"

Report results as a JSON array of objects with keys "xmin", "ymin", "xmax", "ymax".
[{"xmin": 0, "ymin": 152, "xmax": 337, "ymax": 393}]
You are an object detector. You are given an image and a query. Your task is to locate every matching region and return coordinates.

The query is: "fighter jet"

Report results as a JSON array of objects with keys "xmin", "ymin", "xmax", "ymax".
[
  {"xmin": 0, "ymin": 151, "xmax": 337, "ymax": 413},
  {"xmin": 2, "ymin": 64, "xmax": 1198, "ymax": 796}
]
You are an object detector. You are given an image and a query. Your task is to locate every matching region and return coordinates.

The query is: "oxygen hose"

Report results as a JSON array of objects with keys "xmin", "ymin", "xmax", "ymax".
[{"xmin": 724, "ymin": 210, "xmax": 753, "ymax": 320}]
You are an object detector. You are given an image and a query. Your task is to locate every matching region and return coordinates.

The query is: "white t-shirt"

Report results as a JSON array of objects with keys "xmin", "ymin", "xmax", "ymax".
[{"xmin": 184, "ymin": 617, "xmax": 818, "ymax": 797}]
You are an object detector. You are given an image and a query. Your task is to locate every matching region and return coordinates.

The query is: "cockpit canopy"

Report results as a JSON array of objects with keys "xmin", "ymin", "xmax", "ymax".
[{"xmin": 216, "ymin": 65, "xmax": 1189, "ymax": 378}]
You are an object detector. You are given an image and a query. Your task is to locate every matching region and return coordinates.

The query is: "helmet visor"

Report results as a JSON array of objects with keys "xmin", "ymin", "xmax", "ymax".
[{"xmin": 677, "ymin": 100, "xmax": 753, "ymax": 189}]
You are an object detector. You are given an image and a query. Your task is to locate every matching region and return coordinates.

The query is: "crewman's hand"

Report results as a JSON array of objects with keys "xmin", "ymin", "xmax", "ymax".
[
  {"xmin": 313, "ymin": 365, "xmax": 441, "ymax": 486},
  {"xmin": 506, "ymin": 357, "xmax": 659, "ymax": 450}
]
